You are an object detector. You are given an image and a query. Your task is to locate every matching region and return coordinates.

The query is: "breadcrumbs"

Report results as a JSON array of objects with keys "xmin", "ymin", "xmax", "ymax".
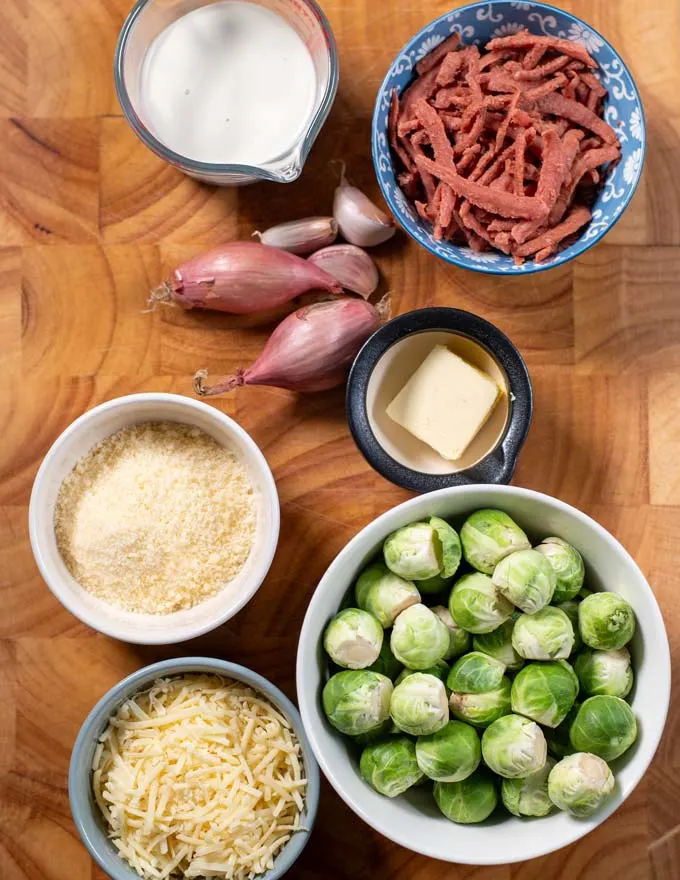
[{"xmin": 54, "ymin": 421, "xmax": 257, "ymax": 614}]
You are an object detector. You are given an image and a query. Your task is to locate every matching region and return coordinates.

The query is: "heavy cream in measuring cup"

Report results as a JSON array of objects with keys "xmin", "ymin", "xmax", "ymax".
[{"xmin": 140, "ymin": 1, "xmax": 317, "ymax": 165}]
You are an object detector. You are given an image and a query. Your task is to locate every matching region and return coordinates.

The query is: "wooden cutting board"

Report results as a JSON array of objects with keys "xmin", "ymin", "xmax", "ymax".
[{"xmin": 0, "ymin": 0, "xmax": 679, "ymax": 877}]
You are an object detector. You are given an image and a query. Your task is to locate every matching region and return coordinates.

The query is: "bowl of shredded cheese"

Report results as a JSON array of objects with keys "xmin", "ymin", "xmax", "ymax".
[
  {"xmin": 29, "ymin": 393, "xmax": 279, "ymax": 643},
  {"xmin": 69, "ymin": 657, "xmax": 319, "ymax": 880}
]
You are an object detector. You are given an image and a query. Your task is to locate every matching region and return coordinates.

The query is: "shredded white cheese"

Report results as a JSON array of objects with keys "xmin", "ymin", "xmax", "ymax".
[
  {"xmin": 92, "ymin": 675, "xmax": 307, "ymax": 880},
  {"xmin": 54, "ymin": 422, "xmax": 256, "ymax": 614}
]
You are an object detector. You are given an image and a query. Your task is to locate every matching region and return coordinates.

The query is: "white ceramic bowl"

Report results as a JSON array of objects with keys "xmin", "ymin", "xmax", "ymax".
[
  {"xmin": 29, "ymin": 393, "xmax": 279, "ymax": 644},
  {"xmin": 296, "ymin": 486, "xmax": 670, "ymax": 865}
]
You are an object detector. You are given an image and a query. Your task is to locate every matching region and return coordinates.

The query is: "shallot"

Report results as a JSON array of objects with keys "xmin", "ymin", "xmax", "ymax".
[
  {"xmin": 333, "ymin": 166, "xmax": 396, "ymax": 248},
  {"xmin": 253, "ymin": 216, "xmax": 338, "ymax": 254},
  {"xmin": 194, "ymin": 297, "xmax": 388, "ymax": 395},
  {"xmin": 307, "ymin": 245, "xmax": 379, "ymax": 299},
  {"xmin": 148, "ymin": 241, "xmax": 342, "ymax": 314}
]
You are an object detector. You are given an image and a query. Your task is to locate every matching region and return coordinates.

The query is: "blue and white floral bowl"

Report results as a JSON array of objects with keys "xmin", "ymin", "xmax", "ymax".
[{"xmin": 372, "ymin": 1, "xmax": 645, "ymax": 275}]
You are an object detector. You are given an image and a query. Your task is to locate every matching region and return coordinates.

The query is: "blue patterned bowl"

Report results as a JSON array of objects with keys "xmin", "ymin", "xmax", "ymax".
[{"xmin": 372, "ymin": 0, "xmax": 645, "ymax": 274}]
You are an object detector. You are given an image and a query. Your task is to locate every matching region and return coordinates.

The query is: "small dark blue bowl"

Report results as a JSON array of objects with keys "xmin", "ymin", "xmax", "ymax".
[{"xmin": 347, "ymin": 308, "xmax": 532, "ymax": 492}]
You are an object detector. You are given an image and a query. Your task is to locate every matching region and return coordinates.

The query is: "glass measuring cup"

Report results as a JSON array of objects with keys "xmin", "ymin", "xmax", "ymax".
[{"xmin": 114, "ymin": 0, "xmax": 339, "ymax": 185}]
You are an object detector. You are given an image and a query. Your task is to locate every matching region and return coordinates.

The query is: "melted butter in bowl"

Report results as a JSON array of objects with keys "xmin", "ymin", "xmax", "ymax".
[{"xmin": 347, "ymin": 308, "xmax": 533, "ymax": 492}]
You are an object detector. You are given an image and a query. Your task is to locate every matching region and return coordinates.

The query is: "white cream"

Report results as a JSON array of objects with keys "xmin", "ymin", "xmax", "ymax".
[{"xmin": 140, "ymin": 1, "xmax": 317, "ymax": 165}]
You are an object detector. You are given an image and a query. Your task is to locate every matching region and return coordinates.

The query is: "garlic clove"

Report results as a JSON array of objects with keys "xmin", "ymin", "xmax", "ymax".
[
  {"xmin": 333, "ymin": 171, "xmax": 396, "ymax": 248},
  {"xmin": 254, "ymin": 216, "xmax": 338, "ymax": 255},
  {"xmin": 307, "ymin": 245, "xmax": 379, "ymax": 299}
]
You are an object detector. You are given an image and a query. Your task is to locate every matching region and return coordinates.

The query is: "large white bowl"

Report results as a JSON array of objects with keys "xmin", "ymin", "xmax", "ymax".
[
  {"xmin": 29, "ymin": 393, "xmax": 279, "ymax": 644},
  {"xmin": 296, "ymin": 486, "xmax": 670, "ymax": 864}
]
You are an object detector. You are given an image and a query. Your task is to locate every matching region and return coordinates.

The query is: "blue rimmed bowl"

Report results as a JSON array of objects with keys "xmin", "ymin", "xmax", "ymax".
[
  {"xmin": 69, "ymin": 658, "xmax": 320, "ymax": 880},
  {"xmin": 372, "ymin": 0, "xmax": 645, "ymax": 275}
]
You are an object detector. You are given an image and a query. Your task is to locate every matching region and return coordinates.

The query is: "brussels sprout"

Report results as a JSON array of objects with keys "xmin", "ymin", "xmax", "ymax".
[
  {"xmin": 450, "ymin": 677, "xmax": 512, "ymax": 729},
  {"xmin": 449, "ymin": 573, "xmax": 514, "ymax": 635},
  {"xmin": 492, "ymin": 549, "xmax": 557, "ymax": 614},
  {"xmin": 555, "ymin": 599, "xmax": 582, "ymax": 654},
  {"xmin": 502, "ymin": 757, "xmax": 556, "ymax": 817},
  {"xmin": 578, "ymin": 592, "xmax": 636, "ymax": 651},
  {"xmin": 447, "ymin": 652, "xmax": 506, "ymax": 694},
  {"xmin": 428, "ymin": 517, "xmax": 462, "ymax": 578},
  {"xmin": 396, "ymin": 659, "xmax": 449, "ymax": 687},
  {"xmin": 548, "ymin": 752, "xmax": 615, "ymax": 818},
  {"xmin": 355, "ymin": 563, "xmax": 421, "ymax": 628},
  {"xmin": 322, "ymin": 670, "xmax": 393, "ymax": 736},
  {"xmin": 460, "ymin": 509, "xmax": 531, "ymax": 574},
  {"xmin": 579, "ymin": 587, "xmax": 593, "ymax": 600},
  {"xmin": 390, "ymin": 673, "xmax": 449, "ymax": 736},
  {"xmin": 366, "ymin": 638, "xmax": 403, "ymax": 680},
  {"xmin": 384, "ymin": 522, "xmax": 442, "ymax": 581},
  {"xmin": 416, "ymin": 720, "xmax": 481, "ymax": 782},
  {"xmin": 575, "ymin": 648, "xmax": 633, "ymax": 699},
  {"xmin": 510, "ymin": 661, "xmax": 579, "ymax": 728},
  {"xmin": 323, "ymin": 608, "xmax": 384, "ymax": 669},
  {"xmin": 535, "ymin": 537, "xmax": 585, "ymax": 603},
  {"xmin": 432, "ymin": 606, "xmax": 472, "ymax": 660},
  {"xmin": 433, "ymin": 771, "xmax": 498, "ymax": 824},
  {"xmin": 569, "ymin": 695, "xmax": 638, "ymax": 762},
  {"xmin": 360, "ymin": 737, "xmax": 424, "ymax": 797},
  {"xmin": 545, "ymin": 701, "xmax": 580, "ymax": 759},
  {"xmin": 511, "ymin": 607, "xmax": 575, "ymax": 661},
  {"xmin": 481, "ymin": 714, "xmax": 547, "ymax": 778},
  {"xmin": 473, "ymin": 620, "xmax": 524, "ymax": 671},
  {"xmin": 417, "ymin": 573, "xmax": 454, "ymax": 595},
  {"xmin": 390, "ymin": 603, "xmax": 450, "ymax": 670}
]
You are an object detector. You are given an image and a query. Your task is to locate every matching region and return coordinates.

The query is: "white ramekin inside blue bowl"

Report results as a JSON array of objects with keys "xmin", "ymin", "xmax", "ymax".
[
  {"xmin": 372, "ymin": 0, "xmax": 645, "ymax": 275},
  {"xmin": 296, "ymin": 485, "xmax": 670, "ymax": 864},
  {"xmin": 70, "ymin": 657, "xmax": 320, "ymax": 880}
]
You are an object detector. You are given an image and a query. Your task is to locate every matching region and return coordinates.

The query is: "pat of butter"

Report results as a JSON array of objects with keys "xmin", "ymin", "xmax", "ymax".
[{"xmin": 386, "ymin": 345, "xmax": 503, "ymax": 461}]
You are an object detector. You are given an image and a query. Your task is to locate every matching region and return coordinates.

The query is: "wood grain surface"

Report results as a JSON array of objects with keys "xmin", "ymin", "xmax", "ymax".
[{"xmin": 1, "ymin": 0, "xmax": 679, "ymax": 878}]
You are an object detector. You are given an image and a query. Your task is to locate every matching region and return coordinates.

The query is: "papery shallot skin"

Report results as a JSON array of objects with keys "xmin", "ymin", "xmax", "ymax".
[
  {"xmin": 169, "ymin": 241, "xmax": 342, "ymax": 314},
  {"xmin": 194, "ymin": 297, "xmax": 386, "ymax": 395}
]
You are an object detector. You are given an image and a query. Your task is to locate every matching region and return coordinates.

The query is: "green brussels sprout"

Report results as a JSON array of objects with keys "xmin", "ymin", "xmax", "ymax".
[
  {"xmin": 460, "ymin": 509, "xmax": 531, "ymax": 574},
  {"xmin": 355, "ymin": 563, "xmax": 421, "ymax": 628},
  {"xmin": 383, "ymin": 522, "xmax": 443, "ymax": 580},
  {"xmin": 395, "ymin": 659, "xmax": 449, "ymax": 687},
  {"xmin": 360, "ymin": 736, "xmax": 424, "ymax": 797},
  {"xmin": 428, "ymin": 516, "xmax": 462, "ymax": 578},
  {"xmin": 569, "ymin": 695, "xmax": 638, "ymax": 762},
  {"xmin": 510, "ymin": 661, "xmax": 579, "ymax": 728},
  {"xmin": 578, "ymin": 592, "xmax": 636, "ymax": 650},
  {"xmin": 473, "ymin": 619, "xmax": 524, "ymax": 672},
  {"xmin": 416, "ymin": 573, "xmax": 454, "ymax": 595},
  {"xmin": 323, "ymin": 608, "xmax": 384, "ymax": 669},
  {"xmin": 366, "ymin": 638, "xmax": 403, "ymax": 680},
  {"xmin": 449, "ymin": 677, "xmax": 512, "ymax": 729},
  {"xmin": 449, "ymin": 573, "xmax": 514, "ymax": 635},
  {"xmin": 432, "ymin": 606, "xmax": 471, "ymax": 660},
  {"xmin": 578, "ymin": 587, "xmax": 593, "ymax": 600},
  {"xmin": 416, "ymin": 720, "xmax": 481, "ymax": 782},
  {"xmin": 390, "ymin": 603, "xmax": 450, "ymax": 670},
  {"xmin": 492, "ymin": 549, "xmax": 557, "ymax": 614},
  {"xmin": 322, "ymin": 670, "xmax": 393, "ymax": 736},
  {"xmin": 574, "ymin": 648, "xmax": 633, "ymax": 699},
  {"xmin": 548, "ymin": 752, "xmax": 615, "ymax": 818},
  {"xmin": 545, "ymin": 701, "xmax": 580, "ymax": 759},
  {"xmin": 481, "ymin": 714, "xmax": 547, "ymax": 778},
  {"xmin": 390, "ymin": 673, "xmax": 449, "ymax": 736},
  {"xmin": 535, "ymin": 537, "xmax": 585, "ymax": 603},
  {"xmin": 555, "ymin": 599, "xmax": 583, "ymax": 654},
  {"xmin": 447, "ymin": 652, "xmax": 506, "ymax": 694},
  {"xmin": 511, "ymin": 607, "xmax": 575, "ymax": 661},
  {"xmin": 433, "ymin": 771, "xmax": 498, "ymax": 824},
  {"xmin": 501, "ymin": 757, "xmax": 556, "ymax": 817}
]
